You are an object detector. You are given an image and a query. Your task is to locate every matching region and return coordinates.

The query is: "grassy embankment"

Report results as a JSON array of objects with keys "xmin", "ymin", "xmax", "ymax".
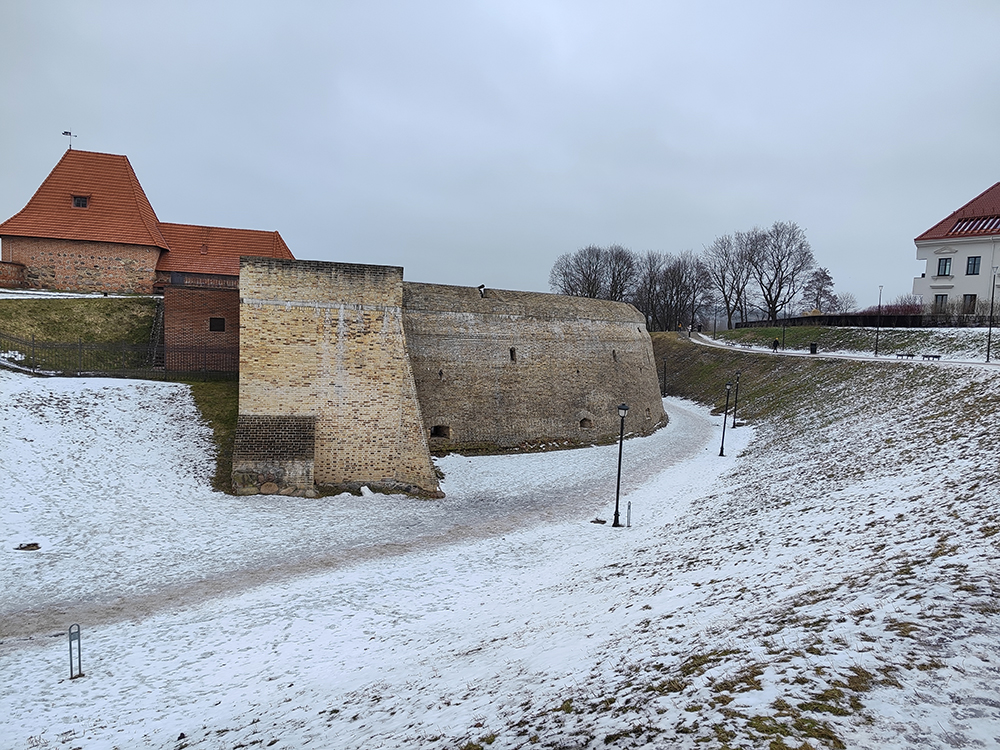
[
  {"xmin": 500, "ymin": 331, "xmax": 1000, "ymax": 748},
  {"xmin": 710, "ymin": 324, "xmax": 994, "ymax": 360},
  {"xmin": 651, "ymin": 330, "xmax": 871, "ymax": 422},
  {"xmin": 0, "ymin": 297, "xmax": 157, "ymax": 343},
  {"xmin": 0, "ymin": 297, "xmax": 239, "ymax": 492}
]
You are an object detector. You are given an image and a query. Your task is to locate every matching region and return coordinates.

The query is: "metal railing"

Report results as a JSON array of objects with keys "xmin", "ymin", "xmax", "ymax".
[{"xmin": 0, "ymin": 330, "xmax": 237, "ymax": 380}]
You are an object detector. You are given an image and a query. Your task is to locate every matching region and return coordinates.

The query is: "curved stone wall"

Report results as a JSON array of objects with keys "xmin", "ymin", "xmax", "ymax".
[{"xmin": 402, "ymin": 282, "xmax": 666, "ymax": 450}]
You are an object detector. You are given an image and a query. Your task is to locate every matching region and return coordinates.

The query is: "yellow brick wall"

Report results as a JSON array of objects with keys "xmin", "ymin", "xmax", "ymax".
[{"xmin": 237, "ymin": 257, "xmax": 440, "ymax": 497}]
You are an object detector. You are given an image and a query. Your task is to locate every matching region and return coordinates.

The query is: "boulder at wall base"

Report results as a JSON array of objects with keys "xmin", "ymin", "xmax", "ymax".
[{"xmin": 260, "ymin": 482, "xmax": 280, "ymax": 495}]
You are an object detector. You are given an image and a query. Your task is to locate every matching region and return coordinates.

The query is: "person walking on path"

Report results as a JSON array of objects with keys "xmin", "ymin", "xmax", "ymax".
[{"xmin": 772, "ymin": 338, "xmax": 780, "ymax": 353}]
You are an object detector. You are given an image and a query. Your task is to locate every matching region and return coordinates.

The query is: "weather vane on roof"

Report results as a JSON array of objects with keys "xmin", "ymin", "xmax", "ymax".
[{"xmin": 62, "ymin": 131, "xmax": 76, "ymax": 149}]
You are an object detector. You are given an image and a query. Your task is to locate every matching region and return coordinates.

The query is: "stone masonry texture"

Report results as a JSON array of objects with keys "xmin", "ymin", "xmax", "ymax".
[
  {"xmin": 403, "ymin": 282, "xmax": 666, "ymax": 450},
  {"xmin": 1, "ymin": 236, "xmax": 160, "ymax": 294},
  {"xmin": 235, "ymin": 257, "xmax": 441, "ymax": 497},
  {"xmin": 234, "ymin": 257, "xmax": 666, "ymax": 498}
]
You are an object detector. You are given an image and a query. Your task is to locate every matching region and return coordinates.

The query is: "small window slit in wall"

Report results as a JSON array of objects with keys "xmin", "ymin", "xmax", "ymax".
[
  {"xmin": 510, "ymin": 347, "xmax": 516, "ymax": 362},
  {"xmin": 438, "ymin": 369, "xmax": 443, "ymax": 380},
  {"xmin": 579, "ymin": 418, "xmax": 593, "ymax": 429},
  {"xmin": 430, "ymin": 425, "xmax": 451, "ymax": 439},
  {"xmin": 612, "ymin": 349, "xmax": 617, "ymax": 362}
]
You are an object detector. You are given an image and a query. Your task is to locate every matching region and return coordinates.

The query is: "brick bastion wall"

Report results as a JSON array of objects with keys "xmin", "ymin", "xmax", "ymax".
[
  {"xmin": 403, "ymin": 282, "xmax": 666, "ymax": 452},
  {"xmin": 233, "ymin": 257, "xmax": 441, "ymax": 498}
]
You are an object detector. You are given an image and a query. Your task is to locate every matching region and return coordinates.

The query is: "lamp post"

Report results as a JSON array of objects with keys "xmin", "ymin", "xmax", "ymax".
[
  {"xmin": 612, "ymin": 403, "xmax": 629, "ymax": 528},
  {"xmin": 874, "ymin": 285, "xmax": 883, "ymax": 357},
  {"xmin": 719, "ymin": 382, "xmax": 731, "ymax": 457},
  {"xmin": 988, "ymin": 267, "xmax": 998, "ymax": 363},
  {"xmin": 732, "ymin": 370, "xmax": 741, "ymax": 428}
]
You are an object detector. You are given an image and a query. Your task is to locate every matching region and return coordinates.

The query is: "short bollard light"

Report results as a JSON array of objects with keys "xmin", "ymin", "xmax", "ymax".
[
  {"xmin": 732, "ymin": 370, "xmax": 741, "ymax": 428},
  {"xmin": 719, "ymin": 382, "xmax": 732, "ymax": 457},
  {"xmin": 612, "ymin": 403, "xmax": 629, "ymax": 528},
  {"xmin": 69, "ymin": 624, "xmax": 83, "ymax": 679}
]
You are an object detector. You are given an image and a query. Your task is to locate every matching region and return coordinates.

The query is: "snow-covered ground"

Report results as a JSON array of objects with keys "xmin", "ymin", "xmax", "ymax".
[
  {"xmin": 698, "ymin": 326, "xmax": 1000, "ymax": 363},
  {"xmin": 2, "ymin": 355, "xmax": 999, "ymax": 749},
  {"xmin": 0, "ymin": 289, "xmax": 141, "ymax": 300}
]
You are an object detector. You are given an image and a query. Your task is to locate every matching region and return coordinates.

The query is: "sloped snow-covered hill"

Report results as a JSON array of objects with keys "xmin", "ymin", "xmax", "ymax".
[{"xmin": 1, "ymin": 352, "xmax": 998, "ymax": 749}]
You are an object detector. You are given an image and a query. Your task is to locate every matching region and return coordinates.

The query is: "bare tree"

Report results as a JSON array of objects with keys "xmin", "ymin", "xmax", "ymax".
[
  {"xmin": 747, "ymin": 221, "xmax": 815, "ymax": 323},
  {"xmin": 605, "ymin": 244, "xmax": 638, "ymax": 302},
  {"xmin": 703, "ymin": 233, "xmax": 752, "ymax": 329},
  {"xmin": 631, "ymin": 251, "xmax": 666, "ymax": 330},
  {"xmin": 656, "ymin": 250, "xmax": 712, "ymax": 332},
  {"xmin": 548, "ymin": 245, "xmax": 607, "ymax": 298},
  {"xmin": 832, "ymin": 291, "xmax": 857, "ymax": 313},
  {"xmin": 734, "ymin": 227, "xmax": 767, "ymax": 323},
  {"xmin": 548, "ymin": 244, "xmax": 637, "ymax": 301}
]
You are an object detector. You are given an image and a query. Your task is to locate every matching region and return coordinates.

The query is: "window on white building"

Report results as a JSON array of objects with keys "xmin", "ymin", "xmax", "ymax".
[
  {"xmin": 934, "ymin": 294, "xmax": 948, "ymax": 312},
  {"xmin": 967, "ymin": 256, "xmax": 981, "ymax": 275},
  {"xmin": 937, "ymin": 258, "xmax": 952, "ymax": 276},
  {"xmin": 963, "ymin": 294, "xmax": 977, "ymax": 314}
]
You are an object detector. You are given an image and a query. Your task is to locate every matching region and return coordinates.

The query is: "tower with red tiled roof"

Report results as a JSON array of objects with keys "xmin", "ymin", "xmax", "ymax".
[
  {"xmin": 913, "ymin": 183, "xmax": 1000, "ymax": 314},
  {"xmin": 0, "ymin": 149, "xmax": 169, "ymax": 293},
  {"xmin": 0, "ymin": 148, "xmax": 295, "ymax": 371}
]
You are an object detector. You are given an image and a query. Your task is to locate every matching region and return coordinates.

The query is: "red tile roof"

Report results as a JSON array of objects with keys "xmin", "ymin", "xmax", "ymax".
[
  {"xmin": 0, "ymin": 149, "xmax": 169, "ymax": 249},
  {"xmin": 156, "ymin": 222, "xmax": 293, "ymax": 276},
  {"xmin": 0, "ymin": 149, "xmax": 296, "ymax": 278},
  {"xmin": 916, "ymin": 182, "xmax": 1000, "ymax": 242}
]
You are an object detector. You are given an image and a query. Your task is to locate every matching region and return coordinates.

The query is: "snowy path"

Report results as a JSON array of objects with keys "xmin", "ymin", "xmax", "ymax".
[
  {"xmin": 5, "ymin": 356, "xmax": 1000, "ymax": 748},
  {"xmin": 0, "ymin": 369, "xmax": 708, "ymax": 640},
  {"xmin": 0, "ymin": 370, "xmax": 736, "ymax": 750}
]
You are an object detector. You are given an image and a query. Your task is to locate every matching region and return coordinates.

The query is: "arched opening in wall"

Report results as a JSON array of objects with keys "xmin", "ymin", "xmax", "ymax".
[
  {"xmin": 430, "ymin": 425, "xmax": 451, "ymax": 439},
  {"xmin": 510, "ymin": 347, "xmax": 516, "ymax": 362},
  {"xmin": 579, "ymin": 418, "xmax": 593, "ymax": 429}
]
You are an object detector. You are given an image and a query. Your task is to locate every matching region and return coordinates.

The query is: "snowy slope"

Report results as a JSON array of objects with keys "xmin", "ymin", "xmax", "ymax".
[{"xmin": 2, "ymin": 357, "xmax": 999, "ymax": 749}]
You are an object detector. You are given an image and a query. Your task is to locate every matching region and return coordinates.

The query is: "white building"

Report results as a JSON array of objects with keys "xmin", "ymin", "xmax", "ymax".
[{"xmin": 913, "ymin": 182, "xmax": 1000, "ymax": 313}]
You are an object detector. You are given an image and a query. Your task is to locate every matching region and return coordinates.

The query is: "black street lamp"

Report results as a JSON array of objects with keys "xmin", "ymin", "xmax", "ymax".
[
  {"xmin": 732, "ymin": 370, "xmax": 741, "ymax": 428},
  {"xmin": 874, "ymin": 285, "xmax": 883, "ymax": 357},
  {"xmin": 988, "ymin": 267, "xmax": 998, "ymax": 363},
  {"xmin": 719, "ymin": 383, "xmax": 731, "ymax": 457},
  {"xmin": 612, "ymin": 403, "xmax": 629, "ymax": 528}
]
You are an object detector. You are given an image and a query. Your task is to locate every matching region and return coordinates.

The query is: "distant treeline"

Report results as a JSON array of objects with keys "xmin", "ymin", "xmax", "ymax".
[{"xmin": 549, "ymin": 222, "xmax": 856, "ymax": 331}]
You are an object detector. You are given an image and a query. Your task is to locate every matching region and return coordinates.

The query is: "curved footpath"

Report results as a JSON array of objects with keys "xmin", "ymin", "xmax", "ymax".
[
  {"xmin": 1, "ymin": 370, "xmax": 714, "ymax": 639},
  {"xmin": 689, "ymin": 330, "xmax": 1000, "ymax": 368}
]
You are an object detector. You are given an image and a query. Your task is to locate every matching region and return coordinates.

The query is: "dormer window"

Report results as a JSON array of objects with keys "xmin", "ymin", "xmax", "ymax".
[{"xmin": 72, "ymin": 195, "xmax": 89, "ymax": 208}]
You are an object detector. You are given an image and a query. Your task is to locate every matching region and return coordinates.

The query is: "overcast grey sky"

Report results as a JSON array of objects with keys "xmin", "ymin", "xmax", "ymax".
[{"xmin": 2, "ymin": 1, "xmax": 999, "ymax": 306}]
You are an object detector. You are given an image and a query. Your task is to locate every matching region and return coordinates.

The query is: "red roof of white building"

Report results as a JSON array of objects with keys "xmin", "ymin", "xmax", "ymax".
[{"xmin": 916, "ymin": 182, "xmax": 1000, "ymax": 242}]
